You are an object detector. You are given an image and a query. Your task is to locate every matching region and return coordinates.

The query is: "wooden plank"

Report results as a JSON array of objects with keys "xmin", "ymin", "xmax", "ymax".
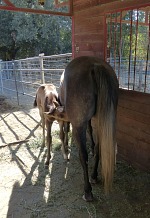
[
  {"xmin": 73, "ymin": 0, "xmax": 99, "ymax": 11},
  {"xmin": 117, "ymin": 106, "xmax": 150, "ymax": 125},
  {"xmin": 117, "ymin": 130, "xmax": 138, "ymax": 146},
  {"xmin": 117, "ymin": 120, "xmax": 150, "ymax": 144},
  {"xmin": 74, "ymin": 41, "xmax": 103, "ymax": 52},
  {"xmin": 117, "ymin": 114, "xmax": 150, "ymax": 135},
  {"xmin": 74, "ymin": 6, "xmax": 104, "ymax": 17},
  {"xmin": 74, "ymin": 22, "xmax": 104, "ymax": 34},
  {"xmin": 73, "ymin": 0, "xmax": 150, "ymax": 17},
  {"xmin": 118, "ymin": 135, "xmax": 150, "ymax": 170},
  {"xmin": 73, "ymin": 0, "xmax": 119, "ymax": 12},
  {"xmin": 74, "ymin": 33, "xmax": 103, "ymax": 42},
  {"xmin": 74, "ymin": 13, "xmax": 104, "ymax": 24},
  {"xmin": 74, "ymin": 50, "xmax": 104, "ymax": 58},
  {"xmin": 117, "ymin": 146, "xmax": 150, "ymax": 171},
  {"xmin": 117, "ymin": 131, "xmax": 150, "ymax": 159},
  {"xmin": 118, "ymin": 98, "xmax": 150, "ymax": 115},
  {"xmin": 119, "ymin": 89, "xmax": 150, "ymax": 105}
]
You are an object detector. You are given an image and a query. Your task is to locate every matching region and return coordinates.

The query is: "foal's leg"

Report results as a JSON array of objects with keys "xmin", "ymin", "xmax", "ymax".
[
  {"xmin": 73, "ymin": 123, "xmax": 93, "ymax": 201},
  {"xmin": 45, "ymin": 119, "xmax": 53, "ymax": 168},
  {"xmin": 39, "ymin": 108, "xmax": 45, "ymax": 147}
]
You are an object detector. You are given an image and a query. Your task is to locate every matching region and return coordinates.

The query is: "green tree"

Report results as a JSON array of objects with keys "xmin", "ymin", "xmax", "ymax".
[{"xmin": 0, "ymin": 2, "xmax": 72, "ymax": 60}]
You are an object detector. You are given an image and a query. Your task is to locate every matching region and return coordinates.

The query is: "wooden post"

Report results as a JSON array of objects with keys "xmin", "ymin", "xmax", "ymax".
[
  {"xmin": 39, "ymin": 53, "xmax": 45, "ymax": 84},
  {"xmin": 13, "ymin": 61, "xmax": 19, "ymax": 105},
  {"xmin": 0, "ymin": 60, "xmax": 4, "ymax": 93}
]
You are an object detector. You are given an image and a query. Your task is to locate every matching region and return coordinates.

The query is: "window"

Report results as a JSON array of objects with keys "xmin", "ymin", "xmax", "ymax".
[{"xmin": 106, "ymin": 7, "xmax": 150, "ymax": 93}]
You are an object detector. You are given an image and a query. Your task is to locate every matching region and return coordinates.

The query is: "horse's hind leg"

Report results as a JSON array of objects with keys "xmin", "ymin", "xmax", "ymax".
[
  {"xmin": 91, "ymin": 140, "xmax": 99, "ymax": 184},
  {"xmin": 45, "ymin": 119, "xmax": 53, "ymax": 168},
  {"xmin": 59, "ymin": 121, "xmax": 69, "ymax": 160},
  {"xmin": 87, "ymin": 120, "xmax": 95, "ymax": 156},
  {"xmin": 64, "ymin": 122, "xmax": 70, "ymax": 159},
  {"xmin": 73, "ymin": 123, "xmax": 93, "ymax": 201}
]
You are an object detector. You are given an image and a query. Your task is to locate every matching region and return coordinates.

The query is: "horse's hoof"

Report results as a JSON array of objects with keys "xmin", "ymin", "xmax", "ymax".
[{"xmin": 82, "ymin": 192, "xmax": 94, "ymax": 202}]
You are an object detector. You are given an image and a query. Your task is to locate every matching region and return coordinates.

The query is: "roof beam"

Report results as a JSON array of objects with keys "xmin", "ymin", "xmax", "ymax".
[
  {"xmin": 0, "ymin": 0, "xmax": 73, "ymax": 16},
  {"xmin": 3, "ymin": 0, "xmax": 15, "ymax": 7},
  {"xmin": 0, "ymin": 5, "xmax": 72, "ymax": 16}
]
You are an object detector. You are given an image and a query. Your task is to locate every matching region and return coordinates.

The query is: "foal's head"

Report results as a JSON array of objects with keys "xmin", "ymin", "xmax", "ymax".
[{"xmin": 45, "ymin": 91, "xmax": 60, "ymax": 114}]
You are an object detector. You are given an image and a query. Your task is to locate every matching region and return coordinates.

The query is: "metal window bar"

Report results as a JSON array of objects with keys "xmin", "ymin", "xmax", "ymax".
[
  {"xmin": 107, "ymin": 13, "xmax": 113, "ymax": 64},
  {"xmin": 128, "ymin": 10, "xmax": 133, "ymax": 90},
  {"xmin": 144, "ymin": 15, "xmax": 150, "ymax": 93},
  {"xmin": 118, "ymin": 11, "xmax": 123, "ymax": 83},
  {"xmin": 106, "ymin": 7, "xmax": 150, "ymax": 93},
  {"xmin": 114, "ymin": 12, "xmax": 117, "ymax": 73},
  {"xmin": 133, "ymin": 9, "xmax": 139, "ymax": 91}
]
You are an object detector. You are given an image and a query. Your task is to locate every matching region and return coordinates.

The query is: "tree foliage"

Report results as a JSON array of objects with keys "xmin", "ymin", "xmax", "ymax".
[{"xmin": 0, "ymin": 4, "xmax": 72, "ymax": 60}]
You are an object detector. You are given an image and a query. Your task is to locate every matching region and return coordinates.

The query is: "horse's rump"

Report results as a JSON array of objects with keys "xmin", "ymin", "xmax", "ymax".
[{"xmin": 62, "ymin": 56, "xmax": 118, "ymax": 124}]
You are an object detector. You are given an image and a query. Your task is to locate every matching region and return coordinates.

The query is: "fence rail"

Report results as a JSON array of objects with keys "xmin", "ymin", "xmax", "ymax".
[
  {"xmin": 0, "ymin": 53, "xmax": 149, "ymax": 107},
  {"xmin": 0, "ymin": 53, "xmax": 72, "ymax": 107}
]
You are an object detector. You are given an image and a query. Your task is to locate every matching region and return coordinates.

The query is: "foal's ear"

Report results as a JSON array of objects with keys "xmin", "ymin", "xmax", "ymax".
[
  {"xmin": 57, "ymin": 106, "xmax": 65, "ymax": 113},
  {"xmin": 53, "ymin": 100, "xmax": 60, "ymax": 107},
  {"xmin": 44, "ymin": 112, "xmax": 51, "ymax": 115}
]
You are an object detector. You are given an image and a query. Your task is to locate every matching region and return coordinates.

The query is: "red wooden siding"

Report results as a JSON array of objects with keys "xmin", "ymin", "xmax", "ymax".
[
  {"xmin": 73, "ymin": 11, "xmax": 105, "ymax": 58},
  {"xmin": 117, "ymin": 89, "xmax": 150, "ymax": 170},
  {"xmin": 74, "ymin": 0, "xmax": 121, "ymax": 12},
  {"xmin": 73, "ymin": 0, "xmax": 150, "ymax": 58}
]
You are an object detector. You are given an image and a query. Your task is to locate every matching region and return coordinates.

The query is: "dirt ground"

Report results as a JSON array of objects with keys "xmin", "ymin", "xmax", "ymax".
[{"xmin": 0, "ymin": 95, "xmax": 150, "ymax": 218}]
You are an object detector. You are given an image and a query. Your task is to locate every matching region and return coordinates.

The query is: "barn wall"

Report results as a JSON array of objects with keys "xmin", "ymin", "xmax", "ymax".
[
  {"xmin": 117, "ymin": 89, "xmax": 150, "ymax": 171},
  {"xmin": 73, "ymin": 0, "xmax": 150, "ymax": 58},
  {"xmin": 73, "ymin": 0, "xmax": 150, "ymax": 171}
]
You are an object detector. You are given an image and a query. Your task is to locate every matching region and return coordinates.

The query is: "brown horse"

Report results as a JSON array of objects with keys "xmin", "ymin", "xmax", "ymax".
[
  {"xmin": 58, "ymin": 56, "xmax": 119, "ymax": 201},
  {"xmin": 34, "ymin": 84, "xmax": 69, "ymax": 167}
]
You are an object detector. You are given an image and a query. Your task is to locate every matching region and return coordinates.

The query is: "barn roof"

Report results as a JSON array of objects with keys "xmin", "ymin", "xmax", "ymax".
[
  {"xmin": 0, "ymin": 0, "xmax": 149, "ymax": 16},
  {"xmin": 0, "ymin": 0, "xmax": 73, "ymax": 16}
]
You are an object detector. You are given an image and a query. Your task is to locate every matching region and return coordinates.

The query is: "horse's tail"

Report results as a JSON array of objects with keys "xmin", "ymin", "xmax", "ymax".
[
  {"xmin": 93, "ymin": 63, "xmax": 118, "ymax": 194},
  {"xmin": 33, "ymin": 94, "xmax": 37, "ymax": 107}
]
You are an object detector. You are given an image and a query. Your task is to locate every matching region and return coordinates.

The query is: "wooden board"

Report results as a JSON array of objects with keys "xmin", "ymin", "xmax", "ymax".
[{"xmin": 117, "ymin": 89, "xmax": 150, "ymax": 171}]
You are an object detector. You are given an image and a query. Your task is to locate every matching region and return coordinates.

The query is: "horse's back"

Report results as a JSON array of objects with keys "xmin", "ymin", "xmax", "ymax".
[
  {"xmin": 62, "ymin": 57, "xmax": 100, "ymax": 125},
  {"xmin": 62, "ymin": 56, "xmax": 118, "ymax": 126}
]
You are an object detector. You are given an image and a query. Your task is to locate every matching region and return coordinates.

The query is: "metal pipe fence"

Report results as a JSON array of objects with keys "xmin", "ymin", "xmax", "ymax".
[
  {"xmin": 0, "ymin": 53, "xmax": 72, "ymax": 107},
  {"xmin": 0, "ymin": 52, "xmax": 149, "ymax": 108},
  {"xmin": 108, "ymin": 58, "xmax": 150, "ymax": 93}
]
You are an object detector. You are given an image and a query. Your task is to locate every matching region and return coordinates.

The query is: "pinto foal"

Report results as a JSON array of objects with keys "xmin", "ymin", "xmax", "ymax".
[{"xmin": 34, "ymin": 84, "xmax": 69, "ymax": 167}]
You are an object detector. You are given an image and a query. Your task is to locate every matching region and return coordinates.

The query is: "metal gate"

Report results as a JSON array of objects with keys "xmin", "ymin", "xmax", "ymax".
[{"xmin": 0, "ymin": 53, "xmax": 72, "ymax": 106}]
